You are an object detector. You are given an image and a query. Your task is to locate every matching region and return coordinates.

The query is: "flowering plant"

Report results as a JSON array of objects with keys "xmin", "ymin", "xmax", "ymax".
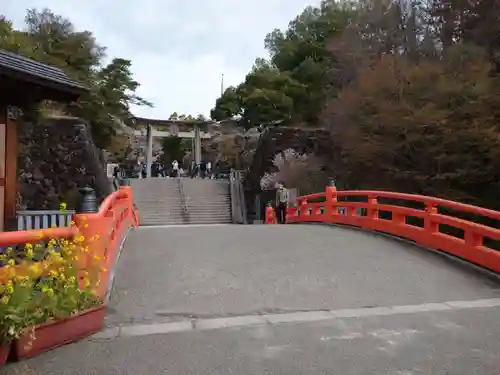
[
  {"xmin": 260, "ymin": 148, "xmax": 325, "ymax": 194},
  {"xmin": 0, "ymin": 205, "xmax": 103, "ymax": 343}
]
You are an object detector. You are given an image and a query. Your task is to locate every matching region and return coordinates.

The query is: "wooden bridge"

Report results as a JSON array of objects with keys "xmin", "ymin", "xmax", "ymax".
[{"xmin": 1, "ymin": 184, "xmax": 500, "ymax": 374}]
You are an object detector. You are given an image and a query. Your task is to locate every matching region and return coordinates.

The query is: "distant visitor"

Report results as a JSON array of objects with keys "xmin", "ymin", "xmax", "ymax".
[{"xmin": 275, "ymin": 183, "xmax": 290, "ymax": 224}]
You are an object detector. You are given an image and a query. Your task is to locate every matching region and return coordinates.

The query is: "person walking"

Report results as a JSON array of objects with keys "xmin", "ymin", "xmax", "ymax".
[
  {"xmin": 172, "ymin": 160, "xmax": 179, "ymax": 177},
  {"xmin": 206, "ymin": 161, "xmax": 212, "ymax": 179},
  {"xmin": 275, "ymin": 183, "xmax": 290, "ymax": 224},
  {"xmin": 199, "ymin": 160, "xmax": 207, "ymax": 179}
]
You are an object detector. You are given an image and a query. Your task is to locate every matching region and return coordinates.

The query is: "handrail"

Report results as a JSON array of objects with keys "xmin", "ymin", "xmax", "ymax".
[
  {"xmin": 177, "ymin": 178, "xmax": 190, "ymax": 222},
  {"xmin": 238, "ymin": 176, "xmax": 247, "ymax": 224},
  {"xmin": 0, "ymin": 186, "xmax": 139, "ymax": 295},
  {"xmin": 230, "ymin": 171, "xmax": 238, "ymax": 223},
  {"xmin": 0, "ymin": 227, "xmax": 78, "ymax": 247},
  {"xmin": 265, "ymin": 187, "xmax": 500, "ymax": 273}
]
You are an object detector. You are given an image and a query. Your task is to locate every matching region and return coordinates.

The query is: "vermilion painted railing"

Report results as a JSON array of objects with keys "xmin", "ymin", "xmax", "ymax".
[
  {"xmin": 0, "ymin": 186, "xmax": 140, "ymax": 297},
  {"xmin": 266, "ymin": 186, "xmax": 500, "ymax": 273}
]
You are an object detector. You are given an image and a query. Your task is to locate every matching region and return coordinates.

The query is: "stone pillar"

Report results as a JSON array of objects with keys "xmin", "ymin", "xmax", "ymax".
[
  {"xmin": 194, "ymin": 125, "xmax": 202, "ymax": 165},
  {"xmin": 146, "ymin": 124, "xmax": 153, "ymax": 178}
]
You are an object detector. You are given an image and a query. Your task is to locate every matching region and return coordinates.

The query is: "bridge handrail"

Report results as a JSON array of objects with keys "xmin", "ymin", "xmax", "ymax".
[
  {"xmin": 265, "ymin": 187, "xmax": 500, "ymax": 273},
  {"xmin": 0, "ymin": 186, "xmax": 140, "ymax": 296}
]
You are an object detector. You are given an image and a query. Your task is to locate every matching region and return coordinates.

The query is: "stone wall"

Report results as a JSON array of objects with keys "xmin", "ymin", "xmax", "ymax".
[{"xmin": 17, "ymin": 116, "xmax": 111, "ymax": 210}]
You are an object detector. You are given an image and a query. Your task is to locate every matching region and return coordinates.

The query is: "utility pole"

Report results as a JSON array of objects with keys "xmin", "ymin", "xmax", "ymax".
[{"xmin": 220, "ymin": 73, "xmax": 224, "ymax": 95}]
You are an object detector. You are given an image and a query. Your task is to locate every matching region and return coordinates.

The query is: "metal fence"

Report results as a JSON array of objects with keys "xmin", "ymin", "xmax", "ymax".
[{"xmin": 17, "ymin": 210, "xmax": 75, "ymax": 231}]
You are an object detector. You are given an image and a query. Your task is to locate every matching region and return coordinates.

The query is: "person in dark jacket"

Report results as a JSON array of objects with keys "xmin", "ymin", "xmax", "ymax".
[{"xmin": 275, "ymin": 182, "xmax": 290, "ymax": 224}]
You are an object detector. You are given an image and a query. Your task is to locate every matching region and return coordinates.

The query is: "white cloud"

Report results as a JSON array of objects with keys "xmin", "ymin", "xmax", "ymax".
[{"xmin": 3, "ymin": 0, "xmax": 319, "ymax": 119}]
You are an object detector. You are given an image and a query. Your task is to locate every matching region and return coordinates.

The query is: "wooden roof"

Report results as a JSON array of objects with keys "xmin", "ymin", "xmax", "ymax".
[{"xmin": 0, "ymin": 49, "xmax": 88, "ymax": 102}]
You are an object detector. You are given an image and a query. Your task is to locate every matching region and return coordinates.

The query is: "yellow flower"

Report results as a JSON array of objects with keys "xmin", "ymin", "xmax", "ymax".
[
  {"xmin": 26, "ymin": 248, "xmax": 34, "ymax": 259},
  {"xmin": 1, "ymin": 295, "xmax": 9, "ymax": 304},
  {"xmin": 29, "ymin": 263, "xmax": 40, "ymax": 274},
  {"xmin": 43, "ymin": 287, "xmax": 54, "ymax": 297},
  {"xmin": 60, "ymin": 202, "xmax": 67, "ymax": 211},
  {"xmin": 7, "ymin": 259, "xmax": 15, "ymax": 266},
  {"xmin": 16, "ymin": 276, "xmax": 29, "ymax": 285},
  {"xmin": 75, "ymin": 235, "xmax": 85, "ymax": 243},
  {"xmin": 49, "ymin": 270, "xmax": 58, "ymax": 278},
  {"xmin": 6, "ymin": 247, "xmax": 12, "ymax": 254}
]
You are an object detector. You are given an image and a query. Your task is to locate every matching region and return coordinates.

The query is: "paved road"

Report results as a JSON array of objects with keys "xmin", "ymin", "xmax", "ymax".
[{"xmin": 4, "ymin": 224, "xmax": 500, "ymax": 374}]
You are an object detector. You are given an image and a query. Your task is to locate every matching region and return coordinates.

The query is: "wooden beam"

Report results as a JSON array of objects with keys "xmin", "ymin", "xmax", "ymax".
[
  {"xmin": 4, "ymin": 106, "xmax": 18, "ymax": 230},
  {"xmin": 0, "ymin": 105, "xmax": 6, "ymax": 231}
]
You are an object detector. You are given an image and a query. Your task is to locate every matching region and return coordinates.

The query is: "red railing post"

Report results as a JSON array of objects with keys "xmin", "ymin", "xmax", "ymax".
[
  {"xmin": 299, "ymin": 198, "xmax": 308, "ymax": 217},
  {"xmin": 424, "ymin": 203, "xmax": 438, "ymax": 234},
  {"xmin": 119, "ymin": 186, "xmax": 138, "ymax": 226},
  {"xmin": 367, "ymin": 195, "xmax": 378, "ymax": 220},
  {"xmin": 325, "ymin": 185, "xmax": 337, "ymax": 221},
  {"xmin": 464, "ymin": 231, "xmax": 483, "ymax": 247}
]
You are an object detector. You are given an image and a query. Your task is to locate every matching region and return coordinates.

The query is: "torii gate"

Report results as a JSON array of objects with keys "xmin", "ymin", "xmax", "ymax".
[{"xmin": 132, "ymin": 117, "xmax": 213, "ymax": 178}]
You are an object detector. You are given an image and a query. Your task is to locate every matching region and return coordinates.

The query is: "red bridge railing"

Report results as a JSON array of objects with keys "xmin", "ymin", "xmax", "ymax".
[
  {"xmin": 265, "ymin": 187, "xmax": 500, "ymax": 273},
  {"xmin": 0, "ymin": 186, "xmax": 140, "ymax": 297}
]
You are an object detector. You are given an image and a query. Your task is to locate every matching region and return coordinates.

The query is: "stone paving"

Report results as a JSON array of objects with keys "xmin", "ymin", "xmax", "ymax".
[{"xmin": 4, "ymin": 224, "xmax": 500, "ymax": 374}]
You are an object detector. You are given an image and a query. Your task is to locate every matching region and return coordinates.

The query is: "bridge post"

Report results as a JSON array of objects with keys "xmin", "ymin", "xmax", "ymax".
[{"xmin": 325, "ymin": 184, "xmax": 337, "ymax": 220}]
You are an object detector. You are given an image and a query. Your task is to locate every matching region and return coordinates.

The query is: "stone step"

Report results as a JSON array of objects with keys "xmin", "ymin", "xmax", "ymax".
[{"xmin": 132, "ymin": 178, "xmax": 233, "ymax": 225}]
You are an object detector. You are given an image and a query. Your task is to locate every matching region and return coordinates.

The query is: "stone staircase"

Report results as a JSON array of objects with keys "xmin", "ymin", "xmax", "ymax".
[
  {"xmin": 130, "ymin": 178, "xmax": 187, "ymax": 225},
  {"xmin": 180, "ymin": 178, "xmax": 232, "ymax": 224},
  {"xmin": 130, "ymin": 178, "xmax": 232, "ymax": 225}
]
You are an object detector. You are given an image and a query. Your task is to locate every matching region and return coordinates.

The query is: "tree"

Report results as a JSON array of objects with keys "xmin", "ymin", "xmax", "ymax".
[
  {"xmin": 159, "ymin": 136, "xmax": 184, "ymax": 166},
  {"xmin": 0, "ymin": 9, "xmax": 152, "ymax": 149},
  {"xmin": 328, "ymin": 46, "xmax": 500, "ymax": 207},
  {"xmin": 168, "ymin": 112, "xmax": 205, "ymax": 121},
  {"xmin": 74, "ymin": 57, "xmax": 152, "ymax": 148},
  {"xmin": 260, "ymin": 149, "xmax": 326, "ymax": 194},
  {"xmin": 210, "ymin": 0, "xmax": 355, "ymax": 127},
  {"xmin": 216, "ymin": 136, "xmax": 241, "ymax": 167},
  {"xmin": 210, "ymin": 87, "xmax": 242, "ymax": 121}
]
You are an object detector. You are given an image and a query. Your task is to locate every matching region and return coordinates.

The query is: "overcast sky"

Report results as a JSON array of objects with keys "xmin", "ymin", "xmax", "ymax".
[{"xmin": 3, "ymin": 0, "xmax": 317, "ymax": 119}]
